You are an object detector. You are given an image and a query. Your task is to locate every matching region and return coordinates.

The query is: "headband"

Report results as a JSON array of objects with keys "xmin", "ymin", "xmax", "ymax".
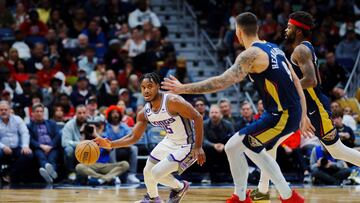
[{"xmin": 289, "ymin": 18, "xmax": 311, "ymax": 30}]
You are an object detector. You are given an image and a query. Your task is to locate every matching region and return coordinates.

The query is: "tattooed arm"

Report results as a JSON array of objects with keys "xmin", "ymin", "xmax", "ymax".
[
  {"xmin": 291, "ymin": 45, "xmax": 317, "ymax": 89},
  {"xmin": 162, "ymin": 47, "xmax": 266, "ymax": 94}
]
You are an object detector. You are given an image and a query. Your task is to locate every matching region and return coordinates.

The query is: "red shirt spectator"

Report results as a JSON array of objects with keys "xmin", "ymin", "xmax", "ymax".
[
  {"xmin": 19, "ymin": 10, "xmax": 48, "ymax": 37},
  {"xmin": 36, "ymin": 56, "xmax": 59, "ymax": 88}
]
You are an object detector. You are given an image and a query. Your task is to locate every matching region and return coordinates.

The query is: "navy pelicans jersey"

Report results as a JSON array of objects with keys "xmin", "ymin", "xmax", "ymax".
[
  {"xmin": 249, "ymin": 42, "xmax": 300, "ymax": 113},
  {"xmin": 291, "ymin": 41, "xmax": 335, "ymax": 139},
  {"xmin": 144, "ymin": 93, "xmax": 195, "ymax": 145},
  {"xmin": 240, "ymin": 42, "xmax": 301, "ymax": 152}
]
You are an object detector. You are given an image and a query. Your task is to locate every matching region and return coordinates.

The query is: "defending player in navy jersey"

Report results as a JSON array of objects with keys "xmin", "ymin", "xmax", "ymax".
[
  {"xmin": 95, "ymin": 73, "xmax": 205, "ymax": 203},
  {"xmin": 250, "ymin": 11, "xmax": 360, "ymax": 202},
  {"xmin": 162, "ymin": 12, "xmax": 314, "ymax": 203}
]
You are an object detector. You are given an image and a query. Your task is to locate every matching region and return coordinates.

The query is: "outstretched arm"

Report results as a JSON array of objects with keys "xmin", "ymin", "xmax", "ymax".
[
  {"xmin": 291, "ymin": 45, "xmax": 317, "ymax": 89},
  {"xmin": 94, "ymin": 109, "xmax": 148, "ymax": 149},
  {"xmin": 167, "ymin": 95, "xmax": 206, "ymax": 166},
  {"xmin": 162, "ymin": 47, "xmax": 261, "ymax": 94}
]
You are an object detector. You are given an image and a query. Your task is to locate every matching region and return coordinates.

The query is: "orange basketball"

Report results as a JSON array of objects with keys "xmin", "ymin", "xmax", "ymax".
[{"xmin": 75, "ymin": 140, "xmax": 100, "ymax": 165}]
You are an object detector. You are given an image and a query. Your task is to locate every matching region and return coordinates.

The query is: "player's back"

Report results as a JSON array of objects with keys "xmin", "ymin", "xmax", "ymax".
[
  {"xmin": 291, "ymin": 41, "xmax": 332, "ymax": 114},
  {"xmin": 144, "ymin": 93, "xmax": 194, "ymax": 145},
  {"xmin": 249, "ymin": 42, "xmax": 300, "ymax": 113}
]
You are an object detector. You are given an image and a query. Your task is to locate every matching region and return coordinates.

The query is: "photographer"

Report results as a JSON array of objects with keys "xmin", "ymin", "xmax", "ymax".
[
  {"xmin": 310, "ymin": 145, "xmax": 352, "ymax": 185},
  {"xmin": 61, "ymin": 105, "xmax": 88, "ymax": 180},
  {"xmin": 75, "ymin": 116, "xmax": 129, "ymax": 185}
]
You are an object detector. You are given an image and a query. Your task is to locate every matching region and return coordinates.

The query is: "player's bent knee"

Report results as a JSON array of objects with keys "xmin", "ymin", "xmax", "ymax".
[{"xmin": 151, "ymin": 166, "xmax": 163, "ymax": 180}]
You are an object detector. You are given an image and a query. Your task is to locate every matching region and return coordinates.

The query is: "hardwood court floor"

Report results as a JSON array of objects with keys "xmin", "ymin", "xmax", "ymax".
[{"xmin": 1, "ymin": 186, "xmax": 360, "ymax": 202}]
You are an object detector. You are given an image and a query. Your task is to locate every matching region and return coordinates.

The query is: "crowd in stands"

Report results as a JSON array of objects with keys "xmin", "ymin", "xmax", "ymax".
[{"xmin": 0, "ymin": 0, "xmax": 360, "ymax": 187}]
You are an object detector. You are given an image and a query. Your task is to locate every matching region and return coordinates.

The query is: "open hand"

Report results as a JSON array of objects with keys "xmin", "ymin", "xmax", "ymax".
[
  {"xmin": 191, "ymin": 147, "xmax": 206, "ymax": 166},
  {"xmin": 300, "ymin": 116, "xmax": 315, "ymax": 138},
  {"xmin": 161, "ymin": 75, "xmax": 185, "ymax": 94}
]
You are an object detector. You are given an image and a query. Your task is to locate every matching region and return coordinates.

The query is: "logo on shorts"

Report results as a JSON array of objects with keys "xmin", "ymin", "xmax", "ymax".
[
  {"xmin": 248, "ymin": 136, "xmax": 263, "ymax": 147},
  {"xmin": 322, "ymin": 130, "xmax": 336, "ymax": 141}
]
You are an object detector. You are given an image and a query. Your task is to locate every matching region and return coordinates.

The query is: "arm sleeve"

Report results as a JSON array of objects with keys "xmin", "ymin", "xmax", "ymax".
[
  {"xmin": 310, "ymin": 148, "xmax": 318, "ymax": 171},
  {"xmin": 28, "ymin": 124, "xmax": 41, "ymax": 149},
  {"xmin": 150, "ymin": 12, "xmax": 161, "ymax": 27}
]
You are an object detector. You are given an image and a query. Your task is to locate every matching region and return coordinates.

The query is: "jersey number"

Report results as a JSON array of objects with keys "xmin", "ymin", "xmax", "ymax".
[{"xmin": 164, "ymin": 125, "xmax": 174, "ymax": 134}]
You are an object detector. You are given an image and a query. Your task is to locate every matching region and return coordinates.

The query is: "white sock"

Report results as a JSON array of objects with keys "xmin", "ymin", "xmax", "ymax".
[
  {"xmin": 325, "ymin": 139, "xmax": 360, "ymax": 166},
  {"xmin": 245, "ymin": 149, "xmax": 292, "ymax": 200},
  {"xmin": 257, "ymin": 133, "xmax": 291, "ymax": 194},
  {"xmin": 152, "ymin": 158, "xmax": 183, "ymax": 190},
  {"xmin": 224, "ymin": 133, "xmax": 249, "ymax": 201},
  {"xmin": 143, "ymin": 160, "xmax": 159, "ymax": 198}
]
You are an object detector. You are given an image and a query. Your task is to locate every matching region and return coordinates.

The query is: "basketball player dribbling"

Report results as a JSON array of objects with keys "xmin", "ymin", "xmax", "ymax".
[
  {"xmin": 162, "ymin": 12, "xmax": 315, "ymax": 203},
  {"xmin": 95, "ymin": 73, "xmax": 206, "ymax": 203},
  {"xmin": 250, "ymin": 11, "xmax": 360, "ymax": 201}
]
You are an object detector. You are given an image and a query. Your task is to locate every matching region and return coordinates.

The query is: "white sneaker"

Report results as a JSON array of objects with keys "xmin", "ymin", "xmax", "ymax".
[
  {"xmin": 39, "ymin": 168, "xmax": 53, "ymax": 184},
  {"xmin": 68, "ymin": 172, "xmax": 76, "ymax": 181},
  {"xmin": 45, "ymin": 163, "xmax": 58, "ymax": 179},
  {"xmin": 127, "ymin": 174, "xmax": 140, "ymax": 183},
  {"xmin": 115, "ymin": 177, "xmax": 121, "ymax": 185}
]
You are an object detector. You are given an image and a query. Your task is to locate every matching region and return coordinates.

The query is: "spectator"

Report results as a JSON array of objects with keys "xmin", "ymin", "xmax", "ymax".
[
  {"xmin": 28, "ymin": 103, "xmax": 61, "ymax": 184},
  {"xmin": 194, "ymin": 98, "xmax": 209, "ymax": 120},
  {"xmin": 13, "ymin": 2, "xmax": 27, "ymax": 28},
  {"xmin": 118, "ymin": 88, "xmax": 137, "ymax": 112},
  {"xmin": 235, "ymin": 102, "xmax": 254, "ymax": 131},
  {"xmin": 259, "ymin": 12, "xmax": 278, "ymax": 42},
  {"xmin": 75, "ymin": 115, "xmax": 129, "ymax": 185},
  {"xmin": 332, "ymin": 110, "xmax": 355, "ymax": 148},
  {"xmin": 320, "ymin": 52, "xmax": 348, "ymax": 96},
  {"xmin": 0, "ymin": 100, "xmax": 33, "ymax": 183},
  {"xmin": 84, "ymin": 0, "xmax": 107, "ymax": 20},
  {"xmin": 52, "ymin": 104, "xmax": 66, "ymax": 130},
  {"xmin": 254, "ymin": 100, "xmax": 264, "ymax": 120},
  {"xmin": 81, "ymin": 19, "xmax": 107, "ymax": 58},
  {"xmin": 218, "ymin": 98, "xmax": 237, "ymax": 126},
  {"xmin": 11, "ymin": 30, "xmax": 31, "ymax": 60},
  {"xmin": 67, "ymin": 8, "xmax": 87, "ymax": 38},
  {"xmin": 86, "ymin": 96, "xmax": 103, "ymax": 120},
  {"xmin": 0, "ymin": 0, "xmax": 15, "ymax": 29},
  {"xmin": 54, "ymin": 50, "xmax": 78, "ymax": 77},
  {"xmin": 61, "ymin": 105, "xmax": 88, "ymax": 180},
  {"xmin": 89, "ymin": 61, "xmax": 106, "ymax": 87},
  {"xmin": 70, "ymin": 77, "xmax": 92, "ymax": 107},
  {"xmin": 98, "ymin": 79, "xmax": 119, "ymax": 107},
  {"xmin": 5, "ymin": 48, "xmax": 20, "ymax": 72},
  {"xmin": 335, "ymin": 25, "xmax": 360, "ymax": 62},
  {"xmin": 310, "ymin": 145, "xmax": 351, "ymax": 185},
  {"xmin": 24, "ymin": 93, "xmax": 49, "ymax": 124},
  {"xmin": 78, "ymin": 46, "xmax": 98, "ymax": 76},
  {"xmin": 36, "ymin": 56, "xmax": 58, "ymax": 88},
  {"xmin": 36, "ymin": 0, "xmax": 51, "ymax": 24},
  {"xmin": 11, "ymin": 59, "xmax": 30, "ymax": 84},
  {"xmin": 27, "ymin": 43, "xmax": 45, "ymax": 73},
  {"xmin": 122, "ymin": 26, "xmax": 146, "ymax": 58},
  {"xmin": 203, "ymin": 105, "xmax": 234, "ymax": 182},
  {"xmin": 342, "ymin": 106, "xmax": 357, "ymax": 131},
  {"xmin": 117, "ymin": 59, "xmax": 141, "ymax": 88},
  {"xmin": 19, "ymin": 10, "xmax": 48, "ymax": 38},
  {"xmin": 117, "ymin": 100, "xmax": 135, "ymax": 127},
  {"xmin": 128, "ymin": 0, "xmax": 161, "ymax": 28},
  {"xmin": 104, "ymin": 105, "xmax": 140, "ymax": 184}
]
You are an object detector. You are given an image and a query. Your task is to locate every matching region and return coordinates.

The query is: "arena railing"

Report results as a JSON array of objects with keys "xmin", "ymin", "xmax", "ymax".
[{"xmin": 344, "ymin": 50, "xmax": 360, "ymax": 97}]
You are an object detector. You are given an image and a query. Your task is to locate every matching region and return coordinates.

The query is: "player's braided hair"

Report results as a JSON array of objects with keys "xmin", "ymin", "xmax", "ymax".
[
  {"xmin": 139, "ymin": 72, "xmax": 161, "ymax": 85},
  {"xmin": 289, "ymin": 11, "xmax": 315, "ymax": 38}
]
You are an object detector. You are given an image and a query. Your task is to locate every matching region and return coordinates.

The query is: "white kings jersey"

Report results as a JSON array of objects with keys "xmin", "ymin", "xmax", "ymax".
[{"xmin": 144, "ymin": 93, "xmax": 195, "ymax": 145}]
